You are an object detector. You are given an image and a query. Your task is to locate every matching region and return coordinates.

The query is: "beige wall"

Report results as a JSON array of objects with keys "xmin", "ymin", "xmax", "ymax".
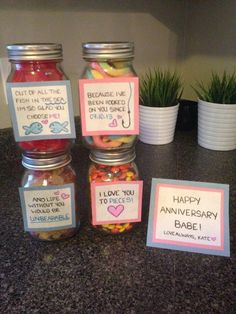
[
  {"xmin": 182, "ymin": 0, "xmax": 236, "ymax": 100},
  {"xmin": 1, "ymin": 0, "xmax": 235, "ymax": 128}
]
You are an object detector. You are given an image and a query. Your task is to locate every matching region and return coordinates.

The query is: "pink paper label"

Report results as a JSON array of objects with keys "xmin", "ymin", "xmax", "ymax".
[
  {"xmin": 153, "ymin": 184, "xmax": 224, "ymax": 249},
  {"xmin": 147, "ymin": 179, "xmax": 230, "ymax": 256},
  {"xmin": 91, "ymin": 181, "xmax": 143, "ymax": 225},
  {"xmin": 79, "ymin": 77, "xmax": 139, "ymax": 136}
]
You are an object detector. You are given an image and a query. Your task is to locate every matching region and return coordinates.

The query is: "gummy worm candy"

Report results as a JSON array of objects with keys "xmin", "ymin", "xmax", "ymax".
[
  {"xmin": 99, "ymin": 62, "xmax": 131, "ymax": 77},
  {"xmin": 92, "ymin": 136, "xmax": 122, "ymax": 148},
  {"xmin": 84, "ymin": 61, "xmax": 136, "ymax": 150}
]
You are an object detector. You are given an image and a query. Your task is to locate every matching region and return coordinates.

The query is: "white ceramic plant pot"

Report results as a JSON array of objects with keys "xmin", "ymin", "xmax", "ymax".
[
  {"xmin": 198, "ymin": 99, "xmax": 236, "ymax": 151},
  {"xmin": 139, "ymin": 104, "xmax": 179, "ymax": 145}
]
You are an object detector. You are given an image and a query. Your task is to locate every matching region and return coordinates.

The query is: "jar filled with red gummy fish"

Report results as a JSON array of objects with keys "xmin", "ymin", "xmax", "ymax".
[
  {"xmin": 6, "ymin": 43, "xmax": 74, "ymax": 155},
  {"xmin": 80, "ymin": 42, "xmax": 138, "ymax": 150},
  {"xmin": 88, "ymin": 148, "xmax": 142, "ymax": 234},
  {"xmin": 19, "ymin": 153, "xmax": 79, "ymax": 241}
]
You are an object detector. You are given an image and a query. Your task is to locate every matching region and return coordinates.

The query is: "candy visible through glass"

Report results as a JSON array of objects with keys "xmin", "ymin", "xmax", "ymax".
[
  {"xmin": 11, "ymin": 60, "xmax": 72, "ymax": 153},
  {"xmin": 82, "ymin": 42, "xmax": 138, "ymax": 150},
  {"xmin": 21, "ymin": 159, "xmax": 79, "ymax": 241}
]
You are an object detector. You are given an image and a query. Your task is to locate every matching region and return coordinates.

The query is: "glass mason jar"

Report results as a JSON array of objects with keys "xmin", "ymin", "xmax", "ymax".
[
  {"xmin": 81, "ymin": 42, "xmax": 138, "ymax": 150},
  {"xmin": 6, "ymin": 43, "xmax": 72, "ymax": 155},
  {"xmin": 88, "ymin": 148, "xmax": 140, "ymax": 234},
  {"xmin": 20, "ymin": 153, "xmax": 79, "ymax": 241}
]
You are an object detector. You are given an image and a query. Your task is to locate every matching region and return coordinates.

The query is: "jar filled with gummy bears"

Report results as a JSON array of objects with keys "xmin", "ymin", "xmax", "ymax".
[
  {"xmin": 80, "ymin": 42, "xmax": 138, "ymax": 150},
  {"xmin": 19, "ymin": 153, "xmax": 79, "ymax": 241},
  {"xmin": 88, "ymin": 148, "xmax": 142, "ymax": 234},
  {"xmin": 6, "ymin": 43, "xmax": 75, "ymax": 156}
]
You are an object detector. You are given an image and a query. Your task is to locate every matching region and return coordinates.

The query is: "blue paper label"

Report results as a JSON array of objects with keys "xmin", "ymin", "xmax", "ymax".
[
  {"xmin": 19, "ymin": 184, "xmax": 76, "ymax": 231},
  {"xmin": 7, "ymin": 80, "xmax": 76, "ymax": 141}
]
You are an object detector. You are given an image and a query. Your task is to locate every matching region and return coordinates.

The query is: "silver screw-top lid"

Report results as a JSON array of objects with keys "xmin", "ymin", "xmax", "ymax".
[
  {"xmin": 22, "ymin": 153, "xmax": 71, "ymax": 170},
  {"xmin": 89, "ymin": 148, "xmax": 136, "ymax": 166},
  {"xmin": 6, "ymin": 43, "xmax": 63, "ymax": 61},
  {"xmin": 82, "ymin": 42, "xmax": 134, "ymax": 60}
]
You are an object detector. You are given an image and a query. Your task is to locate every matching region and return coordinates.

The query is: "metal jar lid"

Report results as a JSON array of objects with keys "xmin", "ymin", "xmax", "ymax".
[
  {"xmin": 89, "ymin": 148, "xmax": 136, "ymax": 166},
  {"xmin": 82, "ymin": 42, "xmax": 134, "ymax": 60},
  {"xmin": 22, "ymin": 153, "xmax": 71, "ymax": 171},
  {"xmin": 6, "ymin": 43, "xmax": 63, "ymax": 61}
]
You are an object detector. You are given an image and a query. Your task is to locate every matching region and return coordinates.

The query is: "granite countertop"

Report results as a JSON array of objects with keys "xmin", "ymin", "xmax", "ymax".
[{"xmin": 0, "ymin": 126, "xmax": 236, "ymax": 314}]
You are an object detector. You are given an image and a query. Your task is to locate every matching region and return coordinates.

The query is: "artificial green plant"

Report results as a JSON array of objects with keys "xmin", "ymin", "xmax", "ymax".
[
  {"xmin": 140, "ymin": 68, "xmax": 183, "ymax": 107},
  {"xmin": 193, "ymin": 71, "xmax": 236, "ymax": 104}
]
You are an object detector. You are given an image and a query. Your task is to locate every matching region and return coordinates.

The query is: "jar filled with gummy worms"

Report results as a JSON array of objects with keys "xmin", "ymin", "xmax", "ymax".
[
  {"xmin": 88, "ymin": 148, "xmax": 140, "ymax": 234},
  {"xmin": 81, "ymin": 42, "xmax": 138, "ymax": 150},
  {"xmin": 20, "ymin": 153, "xmax": 79, "ymax": 241},
  {"xmin": 6, "ymin": 43, "xmax": 73, "ymax": 155}
]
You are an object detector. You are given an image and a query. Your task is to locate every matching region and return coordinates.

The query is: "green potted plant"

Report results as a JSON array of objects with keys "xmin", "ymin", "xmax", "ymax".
[
  {"xmin": 193, "ymin": 71, "xmax": 236, "ymax": 151},
  {"xmin": 139, "ymin": 68, "xmax": 183, "ymax": 145}
]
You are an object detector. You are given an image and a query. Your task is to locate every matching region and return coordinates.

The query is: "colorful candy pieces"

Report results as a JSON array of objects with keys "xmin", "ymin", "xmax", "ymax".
[
  {"xmin": 101, "ymin": 223, "xmax": 133, "ymax": 234},
  {"xmin": 19, "ymin": 139, "xmax": 71, "ymax": 153},
  {"xmin": 30, "ymin": 229, "xmax": 76, "ymax": 241},
  {"xmin": 89, "ymin": 162, "xmax": 137, "ymax": 183}
]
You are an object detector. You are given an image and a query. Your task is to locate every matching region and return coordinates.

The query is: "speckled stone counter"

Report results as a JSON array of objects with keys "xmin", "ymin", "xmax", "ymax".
[{"xmin": 0, "ymin": 125, "xmax": 236, "ymax": 314}]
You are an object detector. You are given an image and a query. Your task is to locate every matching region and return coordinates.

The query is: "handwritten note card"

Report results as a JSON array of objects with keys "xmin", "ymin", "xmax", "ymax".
[
  {"xmin": 19, "ymin": 184, "xmax": 76, "ymax": 231},
  {"xmin": 7, "ymin": 80, "xmax": 76, "ymax": 141},
  {"xmin": 79, "ymin": 77, "xmax": 139, "ymax": 135},
  {"xmin": 91, "ymin": 181, "xmax": 143, "ymax": 225},
  {"xmin": 147, "ymin": 178, "xmax": 230, "ymax": 256}
]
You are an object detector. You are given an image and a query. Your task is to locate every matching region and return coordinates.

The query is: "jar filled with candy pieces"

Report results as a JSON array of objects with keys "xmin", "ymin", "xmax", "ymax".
[
  {"xmin": 6, "ymin": 43, "xmax": 73, "ymax": 155},
  {"xmin": 81, "ymin": 42, "xmax": 138, "ymax": 150},
  {"xmin": 20, "ymin": 153, "xmax": 79, "ymax": 241},
  {"xmin": 88, "ymin": 148, "xmax": 140, "ymax": 234}
]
